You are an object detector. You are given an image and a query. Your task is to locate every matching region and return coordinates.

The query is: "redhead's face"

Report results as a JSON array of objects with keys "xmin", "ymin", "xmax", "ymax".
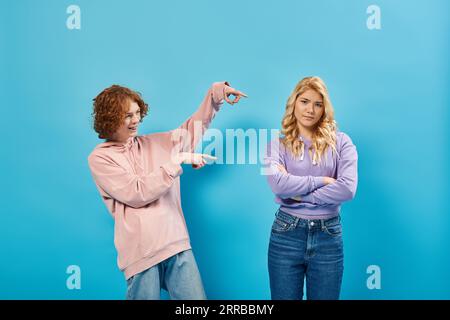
[
  {"xmin": 294, "ymin": 89, "xmax": 324, "ymax": 131},
  {"xmin": 111, "ymin": 100, "xmax": 141, "ymax": 142}
]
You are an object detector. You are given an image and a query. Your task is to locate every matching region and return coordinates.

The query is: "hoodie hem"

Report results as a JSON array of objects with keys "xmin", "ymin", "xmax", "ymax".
[{"xmin": 122, "ymin": 239, "xmax": 192, "ymax": 280}]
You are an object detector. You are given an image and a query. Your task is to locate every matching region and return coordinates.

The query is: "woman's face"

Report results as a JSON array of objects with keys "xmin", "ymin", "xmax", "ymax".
[
  {"xmin": 294, "ymin": 89, "xmax": 324, "ymax": 131},
  {"xmin": 111, "ymin": 100, "xmax": 141, "ymax": 142}
]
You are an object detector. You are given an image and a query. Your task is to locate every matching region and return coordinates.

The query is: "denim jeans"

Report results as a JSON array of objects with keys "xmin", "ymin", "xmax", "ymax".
[
  {"xmin": 268, "ymin": 209, "xmax": 344, "ymax": 300},
  {"xmin": 126, "ymin": 249, "xmax": 206, "ymax": 300}
]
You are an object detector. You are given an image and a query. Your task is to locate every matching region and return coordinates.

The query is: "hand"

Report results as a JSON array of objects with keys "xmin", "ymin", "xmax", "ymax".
[
  {"xmin": 323, "ymin": 177, "xmax": 337, "ymax": 185},
  {"xmin": 223, "ymin": 86, "xmax": 248, "ymax": 105},
  {"xmin": 276, "ymin": 164, "xmax": 288, "ymax": 174},
  {"xmin": 175, "ymin": 152, "xmax": 217, "ymax": 170}
]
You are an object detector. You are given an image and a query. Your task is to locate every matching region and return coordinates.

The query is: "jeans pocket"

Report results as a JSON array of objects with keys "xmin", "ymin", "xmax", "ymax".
[
  {"xmin": 271, "ymin": 216, "xmax": 293, "ymax": 233},
  {"xmin": 323, "ymin": 223, "xmax": 342, "ymax": 237},
  {"xmin": 126, "ymin": 275, "xmax": 136, "ymax": 299}
]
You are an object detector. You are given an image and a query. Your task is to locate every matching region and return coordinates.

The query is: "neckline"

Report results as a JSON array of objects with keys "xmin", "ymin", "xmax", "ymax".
[
  {"xmin": 299, "ymin": 135, "xmax": 312, "ymax": 143},
  {"xmin": 105, "ymin": 136, "xmax": 134, "ymax": 145}
]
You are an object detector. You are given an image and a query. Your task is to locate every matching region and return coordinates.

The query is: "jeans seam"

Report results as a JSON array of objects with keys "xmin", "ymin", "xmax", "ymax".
[{"xmin": 323, "ymin": 224, "xmax": 342, "ymax": 237}]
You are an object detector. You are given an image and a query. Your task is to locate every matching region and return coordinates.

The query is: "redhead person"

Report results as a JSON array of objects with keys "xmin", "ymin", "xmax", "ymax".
[
  {"xmin": 88, "ymin": 82, "xmax": 247, "ymax": 300},
  {"xmin": 264, "ymin": 76, "xmax": 358, "ymax": 300}
]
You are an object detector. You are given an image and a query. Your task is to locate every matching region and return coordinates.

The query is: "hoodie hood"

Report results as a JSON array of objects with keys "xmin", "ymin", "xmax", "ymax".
[
  {"xmin": 95, "ymin": 136, "xmax": 136, "ymax": 153},
  {"xmin": 93, "ymin": 135, "xmax": 145, "ymax": 174}
]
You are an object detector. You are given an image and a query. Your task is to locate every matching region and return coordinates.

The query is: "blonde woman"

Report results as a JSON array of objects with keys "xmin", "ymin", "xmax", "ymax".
[{"xmin": 264, "ymin": 76, "xmax": 358, "ymax": 300}]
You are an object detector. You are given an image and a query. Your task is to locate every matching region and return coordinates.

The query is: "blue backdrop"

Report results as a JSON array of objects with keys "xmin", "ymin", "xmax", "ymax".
[{"xmin": 1, "ymin": 0, "xmax": 449, "ymax": 299}]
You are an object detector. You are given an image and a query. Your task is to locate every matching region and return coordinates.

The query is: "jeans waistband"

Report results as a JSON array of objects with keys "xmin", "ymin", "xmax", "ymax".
[{"xmin": 276, "ymin": 209, "xmax": 341, "ymax": 229}]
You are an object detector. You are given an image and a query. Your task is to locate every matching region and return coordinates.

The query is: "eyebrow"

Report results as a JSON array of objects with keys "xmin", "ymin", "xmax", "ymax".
[
  {"xmin": 126, "ymin": 109, "xmax": 141, "ymax": 115},
  {"xmin": 300, "ymin": 98, "xmax": 323, "ymax": 103}
]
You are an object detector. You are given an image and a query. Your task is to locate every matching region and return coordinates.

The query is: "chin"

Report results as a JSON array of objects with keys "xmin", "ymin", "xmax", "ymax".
[{"xmin": 300, "ymin": 121, "xmax": 317, "ymax": 128}]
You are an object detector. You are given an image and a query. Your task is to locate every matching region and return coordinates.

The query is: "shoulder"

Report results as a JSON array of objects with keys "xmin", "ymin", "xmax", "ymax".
[
  {"xmin": 336, "ymin": 131, "xmax": 355, "ymax": 147},
  {"xmin": 87, "ymin": 140, "xmax": 124, "ymax": 167},
  {"xmin": 335, "ymin": 131, "xmax": 358, "ymax": 159},
  {"xmin": 139, "ymin": 131, "xmax": 175, "ymax": 148},
  {"xmin": 87, "ymin": 147, "xmax": 114, "ymax": 168},
  {"xmin": 265, "ymin": 137, "xmax": 289, "ymax": 160},
  {"xmin": 267, "ymin": 136, "xmax": 286, "ymax": 150}
]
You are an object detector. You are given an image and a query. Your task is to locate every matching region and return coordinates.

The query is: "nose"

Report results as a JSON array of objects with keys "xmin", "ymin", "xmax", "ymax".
[
  {"xmin": 305, "ymin": 104, "xmax": 314, "ymax": 114},
  {"xmin": 132, "ymin": 114, "xmax": 140, "ymax": 123}
]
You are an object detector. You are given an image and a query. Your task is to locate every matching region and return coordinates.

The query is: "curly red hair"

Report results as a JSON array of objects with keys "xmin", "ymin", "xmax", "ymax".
[{"xmin": 92, "ymin": 85, "xmax": 149, "ymax": 139}]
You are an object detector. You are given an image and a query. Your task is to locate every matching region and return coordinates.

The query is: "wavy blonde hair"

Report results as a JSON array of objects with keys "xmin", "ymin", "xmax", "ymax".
[{"xmin": 281, "ymin": 76, "xmax": 337, "ymax": 165}]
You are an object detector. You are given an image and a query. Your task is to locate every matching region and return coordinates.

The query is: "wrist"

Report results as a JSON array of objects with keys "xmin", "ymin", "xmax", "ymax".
[
  {"xmin": 174, "ymin": 153, "xmax": 185, "ymax": 165},
  {"xmin": 212, "ymin": 81, "xmax": 229, "ymax": 105}
]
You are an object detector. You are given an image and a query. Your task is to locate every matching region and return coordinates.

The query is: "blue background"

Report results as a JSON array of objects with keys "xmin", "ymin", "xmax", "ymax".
[{"xmin": 1, "ymin": 0, "xmax": 449, "ymax": 299}]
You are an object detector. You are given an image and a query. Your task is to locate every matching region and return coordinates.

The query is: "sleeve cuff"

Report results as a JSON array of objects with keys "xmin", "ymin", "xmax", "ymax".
[
  {"xmin": 161, "ymin": 162, "xmax": 183, "ymax": 178},
  {"xmin": 313, "ymin": 176, "xmax": 326, "ymax": 189},
  {"xmin": 301, "ymin": 193, "xmax": 314, "ymax": 204}
]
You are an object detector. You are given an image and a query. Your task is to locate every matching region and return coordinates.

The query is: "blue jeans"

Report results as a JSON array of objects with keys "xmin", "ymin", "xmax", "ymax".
[
  {"xmin": 126, "ymin": 249, "xmax": 206, "ymax": 300},
  {"xmin": 268, "ymin": 209, "xmax": 344, "ymax": 300}
]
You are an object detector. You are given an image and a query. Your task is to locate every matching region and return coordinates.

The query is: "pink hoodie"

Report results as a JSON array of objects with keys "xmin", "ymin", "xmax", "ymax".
[{"xmin": 88, "ymin": 82, "xmax": 229, "ymax": 280}]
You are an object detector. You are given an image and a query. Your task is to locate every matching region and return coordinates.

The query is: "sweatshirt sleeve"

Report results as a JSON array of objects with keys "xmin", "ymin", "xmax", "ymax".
[
  {"xmin": 300, "ymin": 133, "xmax": 358, "ymax": 205},
  {"xmin": 88, "ymin": 153, "xmax": 183, "ymax": 209},
  {"xmin": 263, "ymin": 139, "xmax": 326, "ymax": 199},
  {"xmin": 170, "ymin": 81, "xmax": 230, "ymax": 152}
]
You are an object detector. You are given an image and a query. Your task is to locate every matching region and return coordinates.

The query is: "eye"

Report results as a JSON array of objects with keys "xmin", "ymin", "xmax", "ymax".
[
  {"xmin": 301, "ymin": 100, "xmax": 308, "ymax": 105},
  {"xmin": 315, "ymin": 103, "xmax": 323, "ymax": 107}
]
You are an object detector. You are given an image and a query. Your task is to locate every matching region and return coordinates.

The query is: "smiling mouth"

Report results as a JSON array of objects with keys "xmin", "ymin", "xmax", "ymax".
[
  {"xmin": 129, "ymin": 126, "xmax": 137, "ymax": 130},
  {"xmin": 303, "ymin": 116, "xmax": 314, "ymax": 120}
]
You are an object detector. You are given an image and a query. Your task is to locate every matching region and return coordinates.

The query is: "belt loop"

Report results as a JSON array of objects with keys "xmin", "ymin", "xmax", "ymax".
[
  {"xmin": 320, "ymin": 219, "xmax": 325, "ymax": 231},
  {"xmin": 294, "ymin": 216, "xmax": 299, "ymax": 228}
]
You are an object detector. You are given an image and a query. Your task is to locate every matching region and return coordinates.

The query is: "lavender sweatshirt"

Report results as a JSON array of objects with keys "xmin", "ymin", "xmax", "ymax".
[{"xmin": 264, "ymin": 132, "xmax": 358, "ymax": 219}]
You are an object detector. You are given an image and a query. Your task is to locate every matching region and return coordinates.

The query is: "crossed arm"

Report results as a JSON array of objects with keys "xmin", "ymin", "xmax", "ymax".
[
  {"xmin": 265, "ymin": 135, "xmax": 358, "ymax": 205},
  {"xmin": 264, "ymin": 139, "xmax": 328, "ymax": 199}
]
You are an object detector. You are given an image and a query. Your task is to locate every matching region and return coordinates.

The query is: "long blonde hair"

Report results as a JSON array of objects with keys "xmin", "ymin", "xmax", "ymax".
[{"xmin": 281, "ymin": 76, "xmax": 337, "ymax": 165}]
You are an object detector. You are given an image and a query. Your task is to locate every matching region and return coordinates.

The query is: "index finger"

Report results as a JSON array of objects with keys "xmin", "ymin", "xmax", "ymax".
[
  {"xmin": 226, "ymin": 88, "xmax": 248, "ymax": 98},
  {"xmin": 202, "ymin": 154, "xmax": 218, "ymax": 160},
  {"xmin": 237, "ymin": 90, "xmax": 248, "ymax": 98}
]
